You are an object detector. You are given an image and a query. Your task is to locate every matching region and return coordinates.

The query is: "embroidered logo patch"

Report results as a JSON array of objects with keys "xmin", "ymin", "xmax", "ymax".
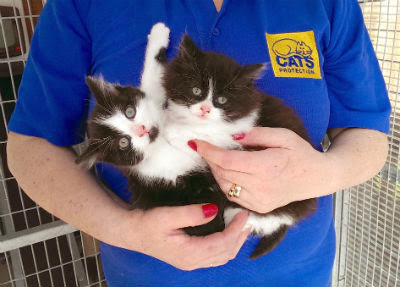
[{"xmin": 265, "ymin": 31, "xmax": 321, "ymax": 79}]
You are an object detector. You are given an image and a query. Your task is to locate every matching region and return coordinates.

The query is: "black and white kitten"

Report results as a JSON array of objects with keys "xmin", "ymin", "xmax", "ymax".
[
  {"xmin": 77, "ymin": 23, "xmax": 316, "ymax": 259},
  {"xmin": 76, "ymin": 23, "xmax": 169, "ymax": 168},
  {"xmin": 77, "ymin": 23, "xmax": 226, "ymax": 235},
  {"xmin": 162, "ymin": 35, "xmax": 317, "ymax": 259}
]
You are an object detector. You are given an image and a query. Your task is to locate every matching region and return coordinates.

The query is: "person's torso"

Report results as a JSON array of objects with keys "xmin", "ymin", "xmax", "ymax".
[{"xmin": 84, "ymin": 0, "xmax": 335, "ymax": 285}]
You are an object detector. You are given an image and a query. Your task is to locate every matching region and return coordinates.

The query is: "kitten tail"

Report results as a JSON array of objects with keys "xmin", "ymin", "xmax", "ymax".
[{"xmin": 249, "ymin": 226, "xmax": 289, "ymax": 260}]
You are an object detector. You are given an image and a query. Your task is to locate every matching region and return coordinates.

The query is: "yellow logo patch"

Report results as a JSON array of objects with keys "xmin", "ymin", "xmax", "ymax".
[{"xmin": 265, "ymin": 31, "xmax": 321, "ymax": 79}]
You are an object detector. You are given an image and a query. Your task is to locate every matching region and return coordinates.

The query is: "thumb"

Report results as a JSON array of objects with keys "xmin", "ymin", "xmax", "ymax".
[
  {"xmin": 236, "ymin": 127, "xmax": 298, "ymax": 149},
  {"xmin": 164, "ymin": 203, "xmax": 219, "ymax": 229}
]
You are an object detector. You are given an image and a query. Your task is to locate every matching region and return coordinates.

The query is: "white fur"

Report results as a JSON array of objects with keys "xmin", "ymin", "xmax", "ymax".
[
  {"xmin": 140, "ymin": 23, "xmax": 170, "ymax": 107},
  {"xmin": 99, "ymin": 98, "xmax": 161, "ymax": 152},
  {"xmin": 162, "ymin": 76, "xmax": 259, "ymax": 171},
  {"xmin": 129, "ymin": 22, "xmax": 208, "ymax": 181},
  {"xmin": 97, "ymin": 23, "xmax": 259, "ymax": 184},
  {"xmin": 163, "ymin": 106, "xmax": 257, "ymax": 151},
  {"xmin": 131, "ymin": 72, "xmax": 259, "ymax": 182},
  {"xmin": 131, "ymin": 136, "xmax": 206, "ymax": 182},
  {"xmin": 224, "ymin": 207, "xmax": 295, "ymax": 235},
  {"xmin": 188, "ymin": 79, "xmax": 221, "ymax": 120},
  {"xmin": 130, "ymin": 107, "xmax": 257, "ymax": 182}
]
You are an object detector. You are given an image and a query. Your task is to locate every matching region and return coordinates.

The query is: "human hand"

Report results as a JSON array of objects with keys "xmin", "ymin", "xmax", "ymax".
[
  {"xmin": 190, "ymin": 127, "xmax": 331, "ymax": 213},
  {"xmin": 119, "ymin": 204, "xmax": 250, "ymax": 271}
]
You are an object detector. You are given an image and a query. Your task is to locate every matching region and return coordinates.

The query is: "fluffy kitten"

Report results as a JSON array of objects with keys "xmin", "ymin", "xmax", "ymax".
[
  {"xmin": 76, "ymin": 23, "xmax": 226, "ymax": 236},
  {"xmin": 163, "ymin": 35, "xmax": 317, "ymax": 259},
  {"xmin": 78, "ymin": 23, "xmax": 316, "ymax": 259},
  {"xmin": 76, "ymin": 23, "xmax": 170, "ymax": 168}
]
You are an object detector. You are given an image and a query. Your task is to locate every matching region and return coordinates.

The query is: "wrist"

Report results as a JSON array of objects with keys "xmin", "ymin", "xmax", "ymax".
[
  {"xmin": 92, "ymin": 204, "xmax": 141, "ymax": 250},
  {"xmin": 320, "ymin": 128, "xmax": 389, "ymax": 196},
  {"xmin": 317, "ymin": 150, "xmax": 348, "ymax": 196},
  {"xmin": 298, "ymin": 150, "xmax": 343, "ymax": 200},
  {"xmin": 323, "ymin": 152, "xmax": 340, "ymax": 192}
]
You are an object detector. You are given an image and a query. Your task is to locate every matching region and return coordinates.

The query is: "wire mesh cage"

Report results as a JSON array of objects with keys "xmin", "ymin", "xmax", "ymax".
[
  {"xmin": 0, "ymin": 0, "xmax": 399, "ymax": 287},
  {"xmin": 0, "ymin": 0, "xmax": 105, "ymax": 286}
]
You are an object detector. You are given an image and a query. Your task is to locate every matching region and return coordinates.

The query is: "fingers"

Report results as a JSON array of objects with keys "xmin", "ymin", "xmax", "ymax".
[
  {"xmin": 187, "ymin": 211, "xmax": 250, "ymax": 268},
  {"xmin": 193, "ymin": 140, "xmax": 258, "ymax": 173},
  {"xmin": 222, "ymin": 209, "xmax": 250, "ymax": 234},
  {"xmin": 204, "ymin": 221, "xmax": 251, "ymax": 268},
  {"xmin": 208, "ymin": 162, "xmax": 251, "ymax": 187},
  {"xmin": 237, "ymin": 127, "xmax": 298, "ymax": 149},
  {"xmin": 139, "ymin": 205, "xmax": 250, "ymax": 271},
  {"xmin": 208, "ymin": 163, "xmax": 259, "ymax": 212},
  {"xmin": 160, "ymin": 203, "xmax": 219, "ymax": 229},
  {"xmin": 216, "ymin": 176, "xmax": 255, "ymax": 209}
]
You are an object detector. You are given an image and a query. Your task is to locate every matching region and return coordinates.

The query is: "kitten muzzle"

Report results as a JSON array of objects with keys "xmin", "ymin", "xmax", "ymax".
[
  {"xmin": 132, "ymin": 125, "xmax": 150, "ymax": 137},
  {"xmin": 199, "ymin": 104, "xmax": 211, "ymax": 118},
  {"xmin": 149, "ymin": 126, "xmax": 159, "ymax": 143}
]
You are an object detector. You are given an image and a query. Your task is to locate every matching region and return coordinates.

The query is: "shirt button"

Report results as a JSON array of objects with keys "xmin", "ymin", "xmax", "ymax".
[{"xmin": 212, "ymin": 28, "xmax": 220, "ymax": 36}]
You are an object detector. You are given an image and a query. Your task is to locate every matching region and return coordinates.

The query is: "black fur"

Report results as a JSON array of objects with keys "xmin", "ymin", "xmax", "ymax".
[
  {"xmin": 163, "ymin": 35, "xmax": 317, "ymax": 259},
  {"xmin": 76, "ymin": 78, "xmax": 147, "ymax": 167},
  {"xmin": 78, "ymin": 34, "xmax": 317, "ymax": 260},
  {"xmin": 164, "ymin": 35, "xmax": 263, "ymax": 121},
  {"xmin": 128, "ymin": 170, "xmax": 226, "ymax": 236}
]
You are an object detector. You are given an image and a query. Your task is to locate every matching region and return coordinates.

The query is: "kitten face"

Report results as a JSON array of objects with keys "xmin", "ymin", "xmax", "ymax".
[
  {"xmin": 164, "ymin": 35, "xmax": 264, "ymax": 124},
  {"xmin": 76, "ymin": 76, "xmax": 159, "ymax": 167}
]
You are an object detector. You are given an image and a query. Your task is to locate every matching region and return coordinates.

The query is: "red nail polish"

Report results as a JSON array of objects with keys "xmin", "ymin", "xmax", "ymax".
[
  {"xmin": 232, "ymin": 133, "xmax": 246, "ymax": 140},
  {"xmin": 187, "ymin": 140, "xmax": 197, "ymax": 151},
  {"xmin": 202, "ymin": 204, "xmax": 218, "ymax": 218}
]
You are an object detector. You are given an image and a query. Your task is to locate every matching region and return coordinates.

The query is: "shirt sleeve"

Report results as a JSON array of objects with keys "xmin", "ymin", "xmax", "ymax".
[
  {"xmin": 8, "ymin": 0, "xmax": 92, "ymax": 146},
  {"xmin": 323, "ymin": 0, "xmax": 391, "ymax": 133}
]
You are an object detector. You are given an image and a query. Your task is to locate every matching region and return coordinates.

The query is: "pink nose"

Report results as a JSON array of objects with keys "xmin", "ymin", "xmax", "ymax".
[
  {"xmin": 200, "ymin": 105, "xmax": 211, "ymax": 115},
  {"xmin": 133, "ymin": 125, "xmax": 149, "ymax": 137}
]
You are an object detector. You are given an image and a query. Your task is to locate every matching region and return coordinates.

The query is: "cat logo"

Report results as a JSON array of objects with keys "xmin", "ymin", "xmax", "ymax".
[{"xmin": 266, "ymin": 31, "xmax": 321, "ymax": 79}]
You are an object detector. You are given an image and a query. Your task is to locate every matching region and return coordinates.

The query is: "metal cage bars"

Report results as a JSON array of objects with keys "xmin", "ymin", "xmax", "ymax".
[{"xmin": 0, "ymin": 0, "xmax": 399, "ymax": 286}]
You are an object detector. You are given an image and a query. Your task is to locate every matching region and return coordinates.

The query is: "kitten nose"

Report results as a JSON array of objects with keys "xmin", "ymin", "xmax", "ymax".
[
  {"xmin": 134, "ymin": 125, "xmax": 149, "ymax": 137},
  {"xmin": 200, "ymin": 105, "xmax": 211, "ymax": 115}
]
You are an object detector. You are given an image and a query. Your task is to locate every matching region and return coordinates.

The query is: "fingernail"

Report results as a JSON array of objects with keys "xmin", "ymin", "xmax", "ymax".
[
  {"xmin": 187, "ymin": 140, "xmax": 197, "ymax": 151},
  {"xmin": 232, "ymin": 133, "xmax": 246, "ymax": 140},
  {"xmin": 202, "ymin": 204, "xmax": 218, "ymax": 218}
]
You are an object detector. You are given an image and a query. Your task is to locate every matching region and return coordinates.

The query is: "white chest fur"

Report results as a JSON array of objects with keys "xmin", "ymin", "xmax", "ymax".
[
  {"xmin": 164, "ymin": 108, "xmax": 258, "ymax": 153},
  {"xmin": 132, "ymin": 135, "xmax": 205, "ymax": 182},
  {"xmin": 131, "ymin": 110, "xmax": 258, "ymax": 183},
  {"xmin": 224, "ymin": 207, "xmax": 295, "ymax": 235}
]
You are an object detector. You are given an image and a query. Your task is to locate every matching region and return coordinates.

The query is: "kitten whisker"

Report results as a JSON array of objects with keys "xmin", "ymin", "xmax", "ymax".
[
  {"xmin": 102, "ymin": 139, "xmax": 113, "ymax": 159},
  {"xmin": 85, "ymin": 98, "xmax": 114, "ymax": 114},
  {"xmin": 80, "ymin": 29, "xmax": 316, "ymax": 261},
  {"xmin": 97, "ymin": 103, "xmax": 114, "ymax": 114},
  {"xmin": 91, "ymin": 136, "xmax": 112, "ymax": 146}
]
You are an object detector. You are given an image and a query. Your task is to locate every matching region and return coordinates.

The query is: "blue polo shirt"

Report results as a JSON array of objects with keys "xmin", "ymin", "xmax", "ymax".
[{"xmin": 9, "ymin": 0, "xmax": 391, "ymax": 286}]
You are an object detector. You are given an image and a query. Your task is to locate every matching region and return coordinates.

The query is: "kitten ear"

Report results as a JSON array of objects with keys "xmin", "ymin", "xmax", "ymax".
[
  {"xmin": 178, "ymin": 35, "xmax": 203, "ymax": 59},
  {"xmin": 240, "ymin": 64, "xmax": 266, "ymax": 81},
  {"xmin": 86, "ymin": 76, "xmax": 119, "ymax": 105},
  {"xmin": 75, "ymin": 142, "xmax": 101, "ymax": 168}
]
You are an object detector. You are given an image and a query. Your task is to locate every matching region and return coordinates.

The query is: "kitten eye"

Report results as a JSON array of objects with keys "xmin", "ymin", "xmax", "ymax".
[
  {"xmin": 192, "ymin": 87, "xmax": 202, "ymax": 96},
  {"xmin": 217, "ymin": 96, "xmax": 227, "ymax": 105},
  {"xmin": 124, "ymin": 106, "xmax": 136, "ymax": 119},
  {"xmin": 118, "ymin": 136, "xmax": 131, "ymax": 150}
]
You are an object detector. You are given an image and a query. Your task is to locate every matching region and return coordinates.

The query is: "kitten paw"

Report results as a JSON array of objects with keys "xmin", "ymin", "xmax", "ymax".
[{"xmin": 148, "ymin": 22, "xmax": 170, "ymax": 50}]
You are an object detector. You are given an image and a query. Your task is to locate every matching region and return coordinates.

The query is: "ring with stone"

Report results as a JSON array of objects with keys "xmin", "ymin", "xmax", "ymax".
[{"xmin": 228, "ymin": 183, "xmax": 242, "ymax": 198}]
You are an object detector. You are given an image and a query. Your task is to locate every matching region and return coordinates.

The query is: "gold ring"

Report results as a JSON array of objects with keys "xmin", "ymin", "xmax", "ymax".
[
  {"xmin": 228, "ymin": 183, "xmax": 242, "ymax": 198},
  {"xmin": 210, "ymin": 263, "xmax": 214, "ymax": 267}
]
